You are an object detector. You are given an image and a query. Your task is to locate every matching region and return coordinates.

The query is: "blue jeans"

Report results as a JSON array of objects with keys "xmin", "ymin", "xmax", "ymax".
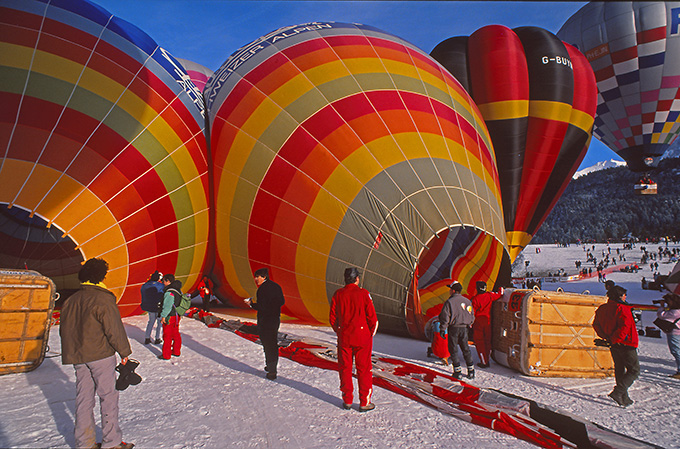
[
  {"xmin": 667, "ymin": 333, "xmax": 680, "ymax": 373},
  {"xmin": 145, "ymin": 312, "xmax": 162, "ymax": 340}
]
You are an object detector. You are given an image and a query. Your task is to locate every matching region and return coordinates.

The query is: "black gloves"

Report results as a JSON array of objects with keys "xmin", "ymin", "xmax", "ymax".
[
  {"xmin": 593, "ymin": 338, "xmax": 611, "ymax": 347},
  {"xmin": 116, "ymin": 359, "xmax": 142, "ymax": 391}
]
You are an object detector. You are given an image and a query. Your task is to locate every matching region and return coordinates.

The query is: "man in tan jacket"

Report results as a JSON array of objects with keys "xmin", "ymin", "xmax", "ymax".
[{"xmin": 60, "ymin": 258, "xmax": 134, "ymax": 449}]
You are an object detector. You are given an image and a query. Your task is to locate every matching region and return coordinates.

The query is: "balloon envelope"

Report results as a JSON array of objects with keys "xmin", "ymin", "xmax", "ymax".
[
  {"xmin": 176, "ymin": 58, "xmax": 214, "ymax": 92},
  {"xmin": 0, "ymin": 0, "xmax": 209, "ymax": 315},
  {"xmin": 431, "ymin": 25, "xmax": 597, "ymax": 261},
  {"xmin": 557, "ymin": 1, "xmax": 680, "ymax": 172},
  {"xmin": 205, "ymin": 22, "xmax": 511, "ymax": 336}
]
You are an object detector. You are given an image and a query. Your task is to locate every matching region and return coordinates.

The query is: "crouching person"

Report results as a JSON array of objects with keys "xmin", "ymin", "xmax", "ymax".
[{"xmin": 60, "ymin": 258, "xmax": 134, "ymax": 449}]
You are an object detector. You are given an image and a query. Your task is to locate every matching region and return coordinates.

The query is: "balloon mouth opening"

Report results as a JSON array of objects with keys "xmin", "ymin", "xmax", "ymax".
[{"xmin": 0, "ymin": 203, "xmax": 84, "ymax": 306}]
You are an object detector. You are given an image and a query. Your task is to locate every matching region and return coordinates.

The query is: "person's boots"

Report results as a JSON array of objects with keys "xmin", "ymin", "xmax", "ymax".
[
  {"xmin": 607, "ymin": 389, "xmax": 626, "ymax": 407},
  {"xmin": 622, "ymin": 391, "xmax": 634, "ymax": 406},
  {"xmin": 452, "ymin": 366, "xmax": 463, "ymax": 380},
  {"xmin": 467, "ymin": 365, "xmax": 475, "ymax": 379}
]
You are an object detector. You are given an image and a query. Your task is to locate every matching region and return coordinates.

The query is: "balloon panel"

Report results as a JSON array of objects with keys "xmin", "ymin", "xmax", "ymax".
[
  {"xmin": 176, "ymin": 57, "xmax": 214, "ymax": 92},
  {"xmin": 557, "ymin": 1, "xmax": 680, "ymax": 171},
  {"xmin": 415, "ymin": 226, "xmax": 511, "ymax": 319},
  {"xmin": 206, "ymin": 22, "xmax": 509, "ymax": 336},
  {"xmin": 0, "ymin": 0, "xmax": 209, "ymax": 315},
  {"xmin": 431, "ymin": 25, "xmax": 597, "ymax": 261}
]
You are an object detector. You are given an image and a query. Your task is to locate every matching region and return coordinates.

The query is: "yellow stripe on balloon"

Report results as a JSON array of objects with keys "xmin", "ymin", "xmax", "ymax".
[
  {"xmin": 570, "ymin": 108, "xmax": 595, "ymax": 133},
  {"xmin": 420, "ymin": 132, "xmax": 450, "ymax": 161},
  {"xmin": 478, "ymin": 100, "xmax": 529, "ymax": 121},
  {"xmin": 393, "ymin": 132, "xmax": 431, "ymax": 160},
  {"xmin": 304, "ymin": 60, "xmax": 352, "ymax": 88},
  {"xmin": 506, "ymin": 230, "xmax": 534, "ymax": 263},
  {"xmin": 239, "ymin": 96, "xmax": 295, "ymax": 146},
  {"xmin": 1, "ymin": 162, "xmax": 129, "ymax": 300},
  {"xmin": 343, "ymin": 57, "xmax": 390, "ymax": 76},
  {"xmin": 214, "ymin": 152, "xmax": 256, "ymax": 298},
  {"xmin": 268, "ymin": 72, "xmax": 318, "ymax": 110},
  {"xmin": 529, "ymin": 100, "xmax": 573, "ymax": 122}
]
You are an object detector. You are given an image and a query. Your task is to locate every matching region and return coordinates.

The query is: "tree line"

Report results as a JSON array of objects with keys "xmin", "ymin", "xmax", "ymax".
[{"xmin": 532, "ymin": 157, "xmax": 680, "ymax": 244}]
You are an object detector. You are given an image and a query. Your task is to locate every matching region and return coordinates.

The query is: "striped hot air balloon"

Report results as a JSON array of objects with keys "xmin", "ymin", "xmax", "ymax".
[
  {"xmin": 205, "ymin": 22, "xmax": 511, "ymax": 336},
  {"xmin": 558, "ymin": 1, "xmax": 680, "ymax": 173},
  {"xmin": 431, "ymin": 26, "xmax": 598, "ymax": 261},
  {"xmin": 0, "ymin": 0, "xmax": 209, "ymax": 316}
]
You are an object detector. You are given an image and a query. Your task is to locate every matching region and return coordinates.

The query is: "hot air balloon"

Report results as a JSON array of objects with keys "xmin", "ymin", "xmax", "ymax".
[
  {"xmin": 431, "ymin": 26, "xmax": 597, "ymax": 261},
  {"xmin": 204, "ymin": 22, "xmax": 511, "ymax": 337},
  {"xmin": 557, "ymin": 1, "xmax": 680, "ymax": 178},
  {"xmin": 0, "ymin": 0, "xmax": 209, "ymax": 316},
  {"xmin": 176, "ymin": 58, "xmax": 214, "ymax": 92}
]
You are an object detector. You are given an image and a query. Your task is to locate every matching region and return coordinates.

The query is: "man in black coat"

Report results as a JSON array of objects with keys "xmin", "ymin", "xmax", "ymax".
[{"xmin": 246, "ymin": 268, "xmax": 285, "ymax": 380}]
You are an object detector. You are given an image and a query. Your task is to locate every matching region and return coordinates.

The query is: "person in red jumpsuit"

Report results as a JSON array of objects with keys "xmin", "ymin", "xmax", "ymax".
[
  {"xmin": 329, "ymin": 267, "xmax": 378, "ymax": 412},
  {"xmin": 470, "ymin": 281, "xmax": 504, "ymax": 368},
  {"xmin": 593, "ymin": 285, "xmax": 639, "ymax": 407}
]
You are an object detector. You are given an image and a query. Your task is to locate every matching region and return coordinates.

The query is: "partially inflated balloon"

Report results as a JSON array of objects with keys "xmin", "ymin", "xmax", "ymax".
[
  {"xmin": 176, "ymin": 58, "xmax": 213, "ymax": 92},
  {"xmin": 205, "ymin": 22, "xmax": 511, "ymax": 336},
  {"xmin": 0, "ymin": 0, "xmax": 209, "ymax": 316},
  {"xmin": 431, "ymin": 26, "xmax": 597, "ymax": 261},
  {"xmin": 558, "ymin": 1, "xmax": 680, "ymax": 172}
]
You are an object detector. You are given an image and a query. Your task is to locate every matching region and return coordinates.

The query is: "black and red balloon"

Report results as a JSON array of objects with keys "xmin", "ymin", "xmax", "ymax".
[{"xmin": 431, "ymin": 26, "xmax": 597, "ymax": 260}]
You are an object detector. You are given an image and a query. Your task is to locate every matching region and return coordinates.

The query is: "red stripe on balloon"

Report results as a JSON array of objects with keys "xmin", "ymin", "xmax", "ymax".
[
  {"xmin": 513, "ymin": 118, "xmax": 569, "ymax": 231},
  {"xmin": 469, "ymin": 25, "xmax": 529, "ymax": 105}
]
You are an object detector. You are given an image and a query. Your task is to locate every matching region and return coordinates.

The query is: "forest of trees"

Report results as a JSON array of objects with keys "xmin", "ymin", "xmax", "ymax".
[{"xmin": 532, "ymin": 157, "xmax": 680, "ymax": 244}]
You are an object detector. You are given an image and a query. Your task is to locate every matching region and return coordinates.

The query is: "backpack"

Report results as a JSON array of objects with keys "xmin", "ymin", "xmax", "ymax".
[{"xmin": 169, "ymin": 289, "xmax": 192, "ymax": 316}]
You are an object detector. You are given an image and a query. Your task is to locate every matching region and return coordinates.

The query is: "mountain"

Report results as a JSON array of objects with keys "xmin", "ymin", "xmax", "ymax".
[
  {"xmin": 664, "ymin": 138, "xmax": 680, "ymax": 159},
  {"xmin": 575, "ymin": 138, "xmax": 680, "ymax": 179},
  {"xmin": 573, "ymin": 159, "xmax": 626, "ymax": 179},
  {"xmin": 533, "ymin": 157, "xmax": 680, "ymax": 243}
]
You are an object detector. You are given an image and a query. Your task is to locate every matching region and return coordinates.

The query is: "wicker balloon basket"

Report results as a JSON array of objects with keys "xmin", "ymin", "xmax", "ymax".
[
  {"xmin": 491, "ymin": 288, "xmax": 614, "ymax": 377},
  {"xmin": 0, "ymin": 269, "xmax": 57, "ymax": 375}
]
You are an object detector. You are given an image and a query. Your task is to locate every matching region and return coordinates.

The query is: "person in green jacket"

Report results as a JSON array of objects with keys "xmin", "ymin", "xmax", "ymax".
[{"xmin": 60, "ymin": 258, "xmax": 134, "ymax": 449}]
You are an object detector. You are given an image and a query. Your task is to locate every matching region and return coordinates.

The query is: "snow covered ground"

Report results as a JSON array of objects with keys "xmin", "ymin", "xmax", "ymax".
[{"xmin": 1, "ymin": 243, "xmax": 679, "ymax": 449}]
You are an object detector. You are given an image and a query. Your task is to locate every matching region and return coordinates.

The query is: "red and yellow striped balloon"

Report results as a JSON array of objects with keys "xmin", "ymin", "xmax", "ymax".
[
  {"xmin": 206, "ymin": 23, "xmax": 510, "ymax": 336},
  {"xmin": 0, "ymin": 0, "xmax": 209, "ymax": 316}
]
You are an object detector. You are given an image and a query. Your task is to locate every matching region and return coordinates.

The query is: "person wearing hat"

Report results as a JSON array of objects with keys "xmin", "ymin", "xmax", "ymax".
[
  {"xmin": 438, "ymin": 281, "xmax": 476, "ymax": 380},
  {"xmin": 140, "ymin": 270, "xmax": 164, "ymax": 345},
  {"xmin": 59, "ymin": 258, "xmax": 134, "ymax": 449},
  {"xmin": 655, "ymin": 293, "xmax": 680, "ymax": 379},
  {"xmin": 246, "ymin": 267, "xmax": 285, "ymax": 380},
  {"xmin": 593, "ymin": 285, "xmax": 639, "ymax": 407},
  {"xmin": 470, "ymin": 281, "xmax": 504, "ymax": 368},
  {"xmin": 329, "ymin": 267, "xmax": 379, "ymax": 412}
]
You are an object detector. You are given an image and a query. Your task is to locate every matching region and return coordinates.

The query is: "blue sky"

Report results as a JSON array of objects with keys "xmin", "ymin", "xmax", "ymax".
[{"xmin": 93, "ymin": 0, "xmax": 618, "ymax": 169}]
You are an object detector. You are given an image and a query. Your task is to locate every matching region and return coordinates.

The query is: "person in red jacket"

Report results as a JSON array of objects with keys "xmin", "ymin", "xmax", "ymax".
[
  {"xmin": 471, "ymin": 281, "xmax": 504, "ymax": 368},
  {"xmin": 593, "ymin": 285, "xmax": 640, "ymax": 407},
  {"xmin": 329, "ymin": 267, "xmax": 379, "ymax": 412}
]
